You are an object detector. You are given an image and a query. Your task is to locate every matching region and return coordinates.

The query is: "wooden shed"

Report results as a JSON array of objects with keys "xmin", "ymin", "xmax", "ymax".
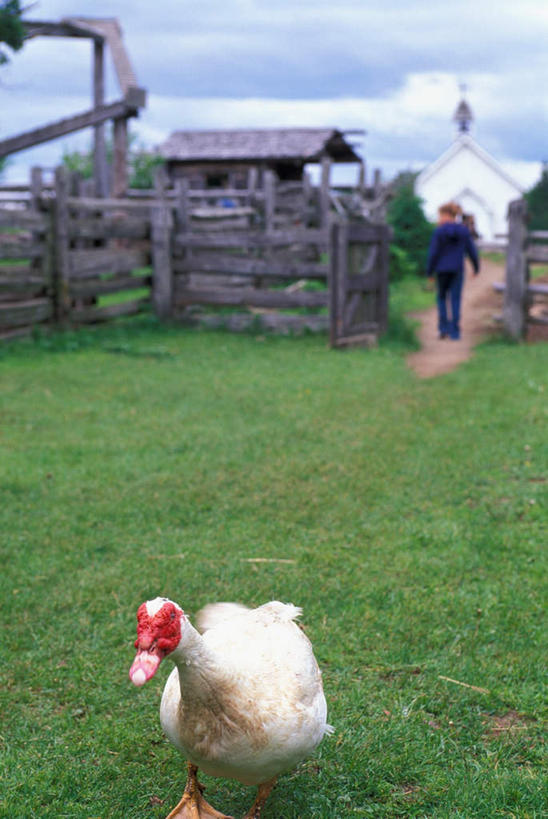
[{"xmin": 157, "ymin": 127, "xmax": 363, "ymax": 189}]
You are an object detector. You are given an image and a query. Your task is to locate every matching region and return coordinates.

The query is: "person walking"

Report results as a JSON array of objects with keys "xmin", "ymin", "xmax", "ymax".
[{"xmin": 426, "ymin": 202, "xmax": 480, "ymax": 340}]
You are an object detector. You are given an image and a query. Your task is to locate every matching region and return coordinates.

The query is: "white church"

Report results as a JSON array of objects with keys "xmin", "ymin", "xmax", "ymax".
[{"xmin": 415, "ymin": 97, "xmax": 523, "ymax": 241}]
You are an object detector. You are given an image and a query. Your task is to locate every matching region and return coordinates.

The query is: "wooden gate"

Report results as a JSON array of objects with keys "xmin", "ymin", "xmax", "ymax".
[{"xmin": 329, "ymin": 220, "xmax": 390, "ymax": 347}]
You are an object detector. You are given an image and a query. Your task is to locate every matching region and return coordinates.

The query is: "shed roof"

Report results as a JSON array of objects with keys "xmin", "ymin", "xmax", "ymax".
[{"xmin": 158, "ymin": 128, "xmax": 362, "ymax": 164}]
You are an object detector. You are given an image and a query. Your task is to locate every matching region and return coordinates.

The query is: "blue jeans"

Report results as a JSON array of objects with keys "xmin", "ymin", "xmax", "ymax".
[{"xmin": 436, "ymin": 271, "xmax": 463, "ymax": 338}]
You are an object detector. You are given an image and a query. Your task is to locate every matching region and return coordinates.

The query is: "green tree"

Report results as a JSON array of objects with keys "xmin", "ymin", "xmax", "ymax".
[
  {"xmin": 61, "ymin": 133, "xmax": 164, "ymax": 190},
  {"xmin": 525, "ymin": 164, "xmax": 548, "ymax": 230},
  {"xmin": 0, "ymin": 0, "xmax": 25, "ymax": 65},
  {"xmin": 386, "ymin": 175, "xmax": 434, "ymax": 280}
]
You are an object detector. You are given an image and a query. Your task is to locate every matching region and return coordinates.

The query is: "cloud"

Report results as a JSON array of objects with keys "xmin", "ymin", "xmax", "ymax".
[{"xmin": 1, "ymin": 0, "xmax": 545, "ymax": 189}]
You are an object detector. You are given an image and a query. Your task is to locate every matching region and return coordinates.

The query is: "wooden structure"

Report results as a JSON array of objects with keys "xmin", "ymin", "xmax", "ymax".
[
  {"xmin": 0, "ymin": 166, "xmax": 390, "ymax": 347},
  {"xmin": 158, "ymin": 127, "xmax": 363, "ymax": 191},
  {"xmin": 0, "ymin": 17, "xmax": 146, "ymax": 197},
  {"xmin": 493, "ymin": 199, "xmax": 548, "ymax": 339}
]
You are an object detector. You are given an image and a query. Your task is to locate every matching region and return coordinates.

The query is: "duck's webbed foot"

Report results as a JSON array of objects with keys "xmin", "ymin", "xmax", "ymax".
[
  {"xmin": 242, "ymin": 777, "xmax": 278, "ymax": 819},
  {"xmin": 166, "ymin": 763, "xmax": 234, "ymax": 819}
]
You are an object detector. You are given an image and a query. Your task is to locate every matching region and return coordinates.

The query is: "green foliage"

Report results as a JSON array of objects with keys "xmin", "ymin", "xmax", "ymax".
[
  {"xmin": 525, "ymin": 164, "xmax": 548, "ymax": 230},
  {"xmin": 387, "ymin": 178, "xmax": 434, "ymax": 280},
  {"xmin": 0, "ymin": 154, "xmax": 10, "ymax": 181},
  {"xmin": 61, "ymin": 148, "xmax": 94, "ymax": 179},
  {"xmin": 0, "ymin": 322, "xmax": 546, "ymax": 818},
  {"xmin": 0, "ymin": 0, "xmax": 24, "ymax": 65},
  {"xmin": 61, "ymin": 133, "xmax": 164, "ymax": 189},
  {"xmin": 129, "ymin": 150, "xmax": 165, "ymax": 189}
]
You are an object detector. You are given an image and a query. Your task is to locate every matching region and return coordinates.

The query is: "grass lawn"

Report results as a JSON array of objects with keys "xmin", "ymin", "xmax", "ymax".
[{"xmin": 0, "ymin": 311, "xmax": 546, "ymax": 818}]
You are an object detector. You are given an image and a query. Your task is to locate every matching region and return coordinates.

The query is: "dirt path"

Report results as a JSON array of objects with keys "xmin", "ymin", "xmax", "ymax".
[{"xmin": 406, "ymin": 258, "xmax": 504, "ymax": 378}]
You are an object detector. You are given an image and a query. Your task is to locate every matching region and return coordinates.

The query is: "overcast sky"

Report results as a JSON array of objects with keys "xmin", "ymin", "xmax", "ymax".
[{"xmin": 1, "ymin": 0, "xmax": 546, "ymax": 187}]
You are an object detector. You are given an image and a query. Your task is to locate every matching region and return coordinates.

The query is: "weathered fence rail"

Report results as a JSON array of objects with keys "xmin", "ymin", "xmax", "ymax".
[
  {"xmin": 494, "ymin": 199, "xmax": 548, "ymax": 339},
  {"xmin": 0, "ymin": 166, "xmax": 390, "ymax": 346}
]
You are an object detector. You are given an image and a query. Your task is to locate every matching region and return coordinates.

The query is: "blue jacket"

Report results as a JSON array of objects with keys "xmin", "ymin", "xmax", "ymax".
[{"xmin": 426, "ymin": 222, "xmax": 479, "ymax": 277}]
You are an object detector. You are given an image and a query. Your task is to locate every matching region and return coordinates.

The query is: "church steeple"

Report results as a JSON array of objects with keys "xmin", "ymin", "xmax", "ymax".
[{"xmin": 453, "ymin": 85, "xmax": 473, "ymax": 134}]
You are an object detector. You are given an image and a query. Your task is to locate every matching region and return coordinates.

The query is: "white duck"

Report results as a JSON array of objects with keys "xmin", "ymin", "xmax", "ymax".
[{"xmin": 129, "ymin": 597, "xmax": 332, "ymax": 819}]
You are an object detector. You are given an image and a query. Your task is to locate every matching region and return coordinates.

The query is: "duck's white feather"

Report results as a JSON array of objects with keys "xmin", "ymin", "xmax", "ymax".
[{"xmin": 159, "ymin": 601, "xmax": 329, "ymax": 786}]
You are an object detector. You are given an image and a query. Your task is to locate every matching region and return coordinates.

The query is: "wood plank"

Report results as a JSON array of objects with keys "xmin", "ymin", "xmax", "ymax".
[
  {"xmin": 67, "ymin": 216, "xmax": 150, "ymax": 240},
  {"xmin": 529, "ymin": 230, "xmax": 548, "ymax": 240},
  {"xmin": 527, "ymin": 282, "xmax": 548, "ymax": 295},
  {"xmin": 54, "ymin": 167, "xmax": 71, "ymax": 320},
  {"xmin": 175, "ymin": 228, "xmax": 327, "ymax": 249},
  {"xmin": 527, "ymin": 244, "xmax": 548, "ymax": 264},
  {"xmin": 0, "ymin": 263, "xmax": 34, "ymax": 278},
  {"xmin": 69, "ymin": 248, "xmax": 149, "ymax": 278},
  {"xmin": 70, "ymin": 274, "xmax": 151, "ymax": 298},
  {"xmin": 0, "ymin": 209, "xmax": 47, "ymax": 229},
  {"xmin": 70, "ymin": 297, "xmax": 148, "ymax": 323},
  {"xmin": 0, "ymin": 274, "xmax": 46, "ymax": 292},
  {"xmin": 0, "ymin": 298, "xmax": 52, "ymax": 328},
  {"xmin": 0, "ymin": 239, "xmax": 43, "ymax": 259},
  {"xmin": 113, "ymin": 116, "xmax": 129, "ymax": 197},
  {"xmin": 348, "ymin": 222, "xmax": 390, "ymax": 243},
  {"xmin": 173, "ymin": 255, "xmax": 328, "ymax": 279},
  {"xmin": 0, "ymin": 99, "xmax": 136, "ymax": 159},
  {"xmin": 151, "ymin": 168, "xmax": 173, "ymax": 319},
  {"xmin": 66, "ymin": 196, "xmax": 156, "ymax": 210},
  {"xmin": 346, "ymin": 272, "xmax": 381, "ymax": 293},
  {"xmin": 504, "ymin": 199, "xmax": 528, "ymax": 340},
  {"xmin": 174, "ymin": 285, "xmax": 328, "ymax": 309}
]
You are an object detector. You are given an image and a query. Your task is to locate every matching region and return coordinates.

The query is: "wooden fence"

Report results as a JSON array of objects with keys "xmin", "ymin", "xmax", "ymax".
[
  {"xmin": 494, "ymin": 199, "xmax": 548, "ymax": 339},
  {"xmin": 0, "ymin": 167, "xmax": 390, "ymax": 347}
]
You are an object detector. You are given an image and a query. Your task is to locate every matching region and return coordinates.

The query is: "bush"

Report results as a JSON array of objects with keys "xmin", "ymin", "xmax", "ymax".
[
  {"xmin": 525, "ymin": 165, "xmax": 548, "ymax": 230},
  {"xmin": 387, "ymin": 177, "xmax": 433, "ymax": 278}
]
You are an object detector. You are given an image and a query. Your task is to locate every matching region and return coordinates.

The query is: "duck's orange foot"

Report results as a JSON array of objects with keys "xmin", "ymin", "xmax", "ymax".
[
  {"xmin": 242, "ymin": 777, "xmax": 277, "ymax": 819},
  {"xmin": 166, "ymin": 763, "xmax": 233, "ymax": 819}
]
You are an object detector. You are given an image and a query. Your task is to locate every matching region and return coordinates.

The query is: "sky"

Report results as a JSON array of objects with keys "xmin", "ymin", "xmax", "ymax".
[{"xmin": 0, "ymin": 0, "xmax": 547, "ymax": 188}]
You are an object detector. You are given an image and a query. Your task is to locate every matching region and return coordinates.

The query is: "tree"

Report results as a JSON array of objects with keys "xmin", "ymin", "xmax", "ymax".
[
  {"xmin": 386, "ymin": 175, "xmax": 434, "ymax": 280},
  {"xmin": 61, "ymin": 132, "xmax": 164, "ymax": 190},
  {"xmin": 525, "ymin": 164, "xmax": 548, "ymax": 230},
  {"xmin": 0, "ymin": 0, "xmax": 25, "ymax": 65}
]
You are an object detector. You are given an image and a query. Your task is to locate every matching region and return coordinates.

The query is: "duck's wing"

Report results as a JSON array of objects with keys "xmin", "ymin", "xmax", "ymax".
[{"xmin": 195, "ymin": 601, "xmax": 250, "ymax": 634}]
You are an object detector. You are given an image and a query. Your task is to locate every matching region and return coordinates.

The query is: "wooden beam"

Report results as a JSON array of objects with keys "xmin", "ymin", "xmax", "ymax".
[
  {"xmin": 320, "ymin": 157, "xmax": 332, "ymax": 230},
  {"xmin": 151, "ymin": 167, "xmax": 173, "ymax": 319},
  {"xmin": 504, "ymin": 199, "xmax": 528, "ymax": 340},
  {"xmin": 174, "ymin": 285, "xmax": 328, "ymax": 309},
  {"xmin": 112, "ymin": 117, "xmax": 128, "ymax": 197},
  {"xmin": 93, "ymin": 40, "xmax": 109, "ymax": 197},
  {"xmin": 0, "ymin": 99, "xmax": 137, "ymax": 158}
]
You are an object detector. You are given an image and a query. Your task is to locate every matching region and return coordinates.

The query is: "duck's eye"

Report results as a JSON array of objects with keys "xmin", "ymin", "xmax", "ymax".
[{"xmin": 170, "ymin": 611, "xmax": 175, "ymax": 621}]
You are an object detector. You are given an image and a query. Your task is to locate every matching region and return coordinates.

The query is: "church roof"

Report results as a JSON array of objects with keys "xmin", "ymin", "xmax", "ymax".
[{"xmin": 415, "ymin": 133, "xmax": 523, "ymax": 194}]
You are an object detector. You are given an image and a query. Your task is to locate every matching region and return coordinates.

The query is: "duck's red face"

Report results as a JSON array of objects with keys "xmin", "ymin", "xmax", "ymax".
[{"xmin": 129, "ymin": 598, "xmax": 184, "ymax": 687}]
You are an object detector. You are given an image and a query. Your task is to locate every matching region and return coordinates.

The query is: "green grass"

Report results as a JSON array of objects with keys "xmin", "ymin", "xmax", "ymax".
[{"xmin": 0, "ymin": 315, "xmax": 546, "ymax": 818}]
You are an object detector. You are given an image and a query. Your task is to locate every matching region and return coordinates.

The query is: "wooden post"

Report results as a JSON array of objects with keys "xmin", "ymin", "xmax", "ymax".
[
  {"xmin": 152, "ymin": 167, "xmax": 173, "ymax": 319},
  {"xmin": 53, "ymin": 166, "xmax": 71, "ymax": 322},
  {"xmin": 247, "ymin": 167, "xmax": 258, "ymax": 206},
  {"xmin": 112, "ymin": 116, "xmax": 128, "ymax": 198},
  {"xmin": 93, "ymin": 40, "xmax": 108, "ymax": 197},
  {"xmin": 378, "ymin": 225, "xmax": 390, "ymax": 334},
  {"xmin": 357, "ymin": 161, "xmax": 366, "ymax": 195},
  {"xmin": 320, "ymin": 156, "xmax": 331, "ymax": 230},
  {"xmin": 328, "ymin": 220, "xmax": 348, "ymax": 347},
  {"xmin": 373, "ymin": 168, "xmax": 382, "ymax": 198},
  {"xmin": 504, "ymin": 198, "xmax": 529, "ymax": 340},
  {"xmin": 264, "ymin": 169, "xmax": 276, "ymax": 233},
  {"xmin": 175, "ymin": 177, "xmax": 190, "ymax": 233}
]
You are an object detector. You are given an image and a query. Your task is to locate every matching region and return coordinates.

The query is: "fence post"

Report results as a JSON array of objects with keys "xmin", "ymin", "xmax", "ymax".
[
  {"xmin": 264, "ymin": 169, "xmax": 276, "ymax": 233},
  {"xmin": 328, "ymin": 219, "xmax": 348, "ymax": 347},
  {"xmin": 320, "ymin": 156, "xmax": 332, "ymax": 230},
  {"xmin": 504, "ymin": 198, "xmax": 528, "ymax": 340},
  {"xmin": 152, "ymin": 167, "xmax": 173, "ymax": 320},
  {"xmin": 53, "ymin": 166, "xmax": 71, "ymax": 323}
]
